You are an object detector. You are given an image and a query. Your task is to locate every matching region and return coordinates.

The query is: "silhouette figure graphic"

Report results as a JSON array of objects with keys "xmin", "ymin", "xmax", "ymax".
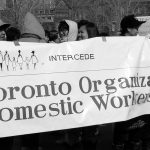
[
  {"xmin": 12, "ymin": 57, "xmax": 17, "ymax": 71},
  {"xmin": 24, "ymin": 57, "xmax": 30, "ymax": 70},
  {"xmin": 30, "ymin": 51, "xmax": 38, "ymax": 69},
  {"xmin": 17, "ymin": 50, "xmax": 23, "ymax": 70},
  {"xmin": 4, "ymin": 51, "xmax": 11, "ymax": 71},
  {"xmin": 0, "ymin": 51, "xmax": 4, "ymax": 71}
]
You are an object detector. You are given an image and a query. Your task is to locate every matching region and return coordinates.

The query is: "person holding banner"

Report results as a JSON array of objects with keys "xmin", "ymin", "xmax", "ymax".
[
  {"xmin": 18, "ymin": 12, "xmax": 46, "ymax": 150},
  {"xmin": 77, "ymin": 20, "xmax": 101, "ymax": 150},
  {"xmin": 46, "ymin": 19, "xmax": 83, "ymax": 150},
  {"xmin": 113, "ymin": 14, "xmax": 150, "ymax": 150},
  {"xmin": 57, "ymin": 19, "xmax": 101, "ymax": 150}
]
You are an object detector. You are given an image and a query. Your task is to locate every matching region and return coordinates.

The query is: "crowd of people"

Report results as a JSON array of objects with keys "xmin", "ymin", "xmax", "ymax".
[
  {"xmin": 0, "ymin": 12, "xmax": 147, "ymax": 44},
  {"xmin": 0, "ymin": 12, "xmax": 150, "ymax": 150}
]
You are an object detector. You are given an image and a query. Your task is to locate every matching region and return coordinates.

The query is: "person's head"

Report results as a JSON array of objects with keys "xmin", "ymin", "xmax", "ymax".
[
  {"xmin": 120, "ymin": 14, "xmax": 145, "ymax": 36},
  {"xmin": 77, "ymin": 20, "xmax": 99, "ymax": 40},
  {"xmin": 5, "ymin": 27, "xmax": 21, "ymax": 41},
  {"xmin": 0, "ymin": 20, "xmax": 10, "ymax": 41},
  {"xmin": 49, "ymin": 30, "xmax": 60, "ymax": 43},
  {"xmin": 58, "ymin": 20, "xmax": 78, "ymax": 42}
]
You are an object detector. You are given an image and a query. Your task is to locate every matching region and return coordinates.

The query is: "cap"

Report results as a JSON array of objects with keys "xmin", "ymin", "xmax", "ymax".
[{"xmin": 121, "ymin": 15, "xmax": 145, "ymax": 30}]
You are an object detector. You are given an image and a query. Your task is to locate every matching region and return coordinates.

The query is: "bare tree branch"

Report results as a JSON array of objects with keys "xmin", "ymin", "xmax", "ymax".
[{"xmin": 132, "ymin": 0, "xmax": 140, "ymax": 14}]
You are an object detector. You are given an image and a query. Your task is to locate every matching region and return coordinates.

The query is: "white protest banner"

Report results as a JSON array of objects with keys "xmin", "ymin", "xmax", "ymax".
[{"xmin": 0, "ymin": 36, "xmax": 150, "ymax": 137}]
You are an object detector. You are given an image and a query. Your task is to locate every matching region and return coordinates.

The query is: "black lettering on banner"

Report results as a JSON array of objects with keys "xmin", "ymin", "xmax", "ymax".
[
  {"xmin": 104, "ymin": 78, "xmax": 117, "ymax": 94},
  {"xmin": 34, "ymin": 104, "xmax": 46, "ymax": 118},
  {"xmin": 59, "ymin": 82, "xmax": 71, "ymax": 95},
  {"xmin": 139, "ymin": 76, "xmax": 146, "ymax": 87},
  {"xmin": 137, "ymin": 94, "xmax": 145, "ymax": 104},
  {"xmin": 49, "ymin": 81, "xmax": 58, "ymax": 96},
  {"xmin": 59, "ymin": 100, "xmax": 67, "ymax": 115},
  {"xmin": 146, "ymin": 94, "xmax": 150, "ymax": 102},
  {"xmin": 67, "ymin": 97, "xmax": 73, "ymax": 114},
  {"xmin": 111, "ymin": 96, "xmax": 123, "ymax": 108},
  {"xmin": 130, "ymin": 76, "xmax": 140, "ymax": 87},
  {"xmin": 90, "ymin": 94, "xmax": 110, "ymax": 110},
  {"xmin": 68, "ymin": 55, "xmax": 73, "ymax": 60},
  {"xmin": 14, "ymin": 106, "xmax": 34, "ymax": 120},
  {"xmin": 73, "ymin": 101, "xmax": 84, "ymax": 114},
  {"xmin": 35, "ymin": 84, "xmax": 51, "ymax": 98},
  {"xmin": 92, "ymin": 80, "xmax": 102, "ymax": 92},
  {"xmin": 147, "ymin": 76, "xmax": 150, "ymax": 87},
  {"xmin": 8, "ymin": 86, "xmax": 20, "ymax": 100},
  {"xmin": 118, "ymin": 77, "xmax": 130, "ymax": 88},
  {"xmin": 74, "ymin": 54, "xmax": 79, "ymax": 60},
  {"xmin": 49, "ymin": 103, "xmax": 59, "ymax": 117},
  {"xmin": 79, "ymin": 76, "xmax": 92, "ymax": 94},
  {"xmin": 0, "ymin": 108, "xmax": 13, "ymax": 122},
  {"xmin": 90, "ymin": 54, "xmax": 94, "ymax": 59},
  {"xmin": 21, "ymin": 85, "xmax": 35, "ymax": 99},
  {"xmin": 85, "ymin": 54, "xmax": 89, "ymax": 60},
  {"xmin": 0, "ymin": 88, "xmax": 7, "ymax": 101},
  {"xmin": 123, "ymin": 95, "xmax": 131, "ymax": 107},
  {"xmin": 131, "ymin": 91, "xmax": 138, "ymax": 105}
]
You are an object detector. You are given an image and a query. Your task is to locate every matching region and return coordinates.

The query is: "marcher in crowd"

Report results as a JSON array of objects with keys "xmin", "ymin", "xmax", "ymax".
[
  {"xmin": 58, "ymin": 20, "xmax": 78, "ymax": 42},
  {"xmin": 39, "ymin": 19, "xmax": 80, "ymax": 150},
  {"xmin": 113, "ymin": 14, "xmax": 150, "ymax": 150},
  {"xmin": 77, "ymin": 19, "xmax": 100, "ymax": 150},
  {"xmin": 0, "ymin": 19, "xmax": 10, "ymax": 41},
  {"xmin": 18, "ymin": 12, "xmax": 47, "ymax": 150},
  {"xmin": 46, "ymin": 19, "xmax": 83, "ymax": 150}
]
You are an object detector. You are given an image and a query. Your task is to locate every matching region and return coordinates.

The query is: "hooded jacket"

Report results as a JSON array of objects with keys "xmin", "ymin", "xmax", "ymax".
[
  {"xmin": 19, "ymin": 12, "xmax": 46, "ymax": 43},
  {"xmin": 63, "ymin": 20, "xmax": 78, "ymax": 42}
]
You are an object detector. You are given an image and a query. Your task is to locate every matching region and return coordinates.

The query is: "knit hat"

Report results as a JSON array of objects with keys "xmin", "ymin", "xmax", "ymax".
[{"xmin": 22, "ymin": 12, "xmax": 45, "ymax": 39}]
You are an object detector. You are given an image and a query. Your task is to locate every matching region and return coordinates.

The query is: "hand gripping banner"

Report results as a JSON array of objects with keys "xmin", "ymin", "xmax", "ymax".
[{"xmin": 0, "ymin": 36, "xmax": 150, "ymax": 137}]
